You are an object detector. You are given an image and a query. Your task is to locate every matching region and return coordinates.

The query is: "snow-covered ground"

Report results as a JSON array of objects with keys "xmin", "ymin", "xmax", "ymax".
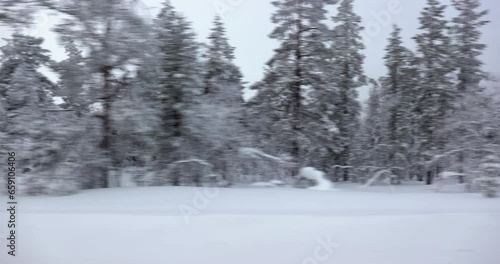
[{"xmin": 1, "ymin": 184, "xmax": 500, "ymax": 264}]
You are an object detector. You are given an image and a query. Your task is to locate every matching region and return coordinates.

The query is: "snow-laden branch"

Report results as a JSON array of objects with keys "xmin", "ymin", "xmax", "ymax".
[
  {"xmin": 239, "ymin": 148, "xmax": 295, "ymax": 165},
  {"xmin": 169, "ymin": 159, "xmax": 213, "ymax": 168},
  {"xmin": 163, "ymin": 159, "xmax": 222, "ymax": 181},
  {"xmin": 330, "ymin": 165, "xmax": 354, "ymax": 169},
  {"xmin": 426, "ymin": 148, "xmax": 497, "ymax": 168},
  {"xmin": 362, "ymin": 169, "xmax": 395, "ymax": 188}
]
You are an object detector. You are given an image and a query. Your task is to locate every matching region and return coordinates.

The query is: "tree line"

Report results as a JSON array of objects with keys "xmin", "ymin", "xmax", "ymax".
[{"xmin": 0, "ymin": 0, "xmax": 497, "ymax": 195}]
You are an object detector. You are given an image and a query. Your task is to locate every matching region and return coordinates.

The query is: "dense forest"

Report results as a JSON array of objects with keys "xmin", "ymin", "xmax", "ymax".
[{"xmin": 0, "ymin": 0, "xmax": 498, "ymax": 196}]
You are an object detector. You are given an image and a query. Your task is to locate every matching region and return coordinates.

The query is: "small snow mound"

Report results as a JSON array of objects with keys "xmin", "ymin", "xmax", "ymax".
[{"xmin": 299, "ymin": 167, "xmax": 334, "ymax": 191}]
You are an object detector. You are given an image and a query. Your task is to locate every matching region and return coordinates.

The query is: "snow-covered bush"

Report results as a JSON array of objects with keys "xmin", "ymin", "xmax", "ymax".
[
  {"xmin": 478, "ymin": 155, "xmax": 500, "ymax": 198},
  {"xmin": 294, "ymin": 167, "xmax": 334, "ymax": 191}
]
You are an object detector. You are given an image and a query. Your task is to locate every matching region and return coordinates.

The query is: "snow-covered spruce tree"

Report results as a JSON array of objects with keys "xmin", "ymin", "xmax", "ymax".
[
  {"xmin": 245, "ymin": 66, "xmax": 297, "ymax": 169},
  {"xmin": 450, "ymin": 0, "xmax": 489, "ymax": 94},
  {"xmin": 153, "ymin": 1, "xmax": 206, "ymax": 186},
  {"xmin": 329, "ymin": 0, "xmax": 366, "ymax": 180},
  {"xmin": 0, "ymin": 34, "xmax": 53, "ymax": 163},
  {"xmin": 244, "ymin": 80, "xmax": 276, "ymax": 150},
  {"xmin": 379, "ymin": 25, "xmax": 420, "ymax": 178},
  {"xmin": 244, "ymin": 79, "xmax": 299, "ymax": 182},
  {"xmin": 203, "ymin": 16, "xmax": 241, "ymax": 96},
  {"xmin": 413, "ymin": 0, "xmax": 455, "ymax": 184},
  {"xmin": 104, "ymin": 30, "xmax": 163, "ymax": 188},
  {"xmin": 356, "ymin": 80, "xmax": 388, "ymax": 168},
  {"xmin": 40, "ymin": 0, "xmax": 151, "ymax": 188},
  {"xmin": 436, "ymin": 86, "xmax": 500, "ymax": 188},
  {"xmin": 251, "ymin": 0, "xmax": 336, "ymax": 173},
  {"xmin": 51, "ymin": 39, "xmax": 89, "ymax": 115},
  {"xmin": 0, "ymin": 0, "xmax": 37, "ymax": 25},
  {"xmin": 0, "ymin": 34, "xmax": 79, "ymax": 195},
  {"xmin": 48, "ymin": 38, "xmax": 106, "ymax": 190},
  {"xmin": 436, "ymin": 0, "xmax": 490, "ymax": 182},
  {"xmin": 185, "ymin": 16, "xmax": 247, "ymax": 184}
]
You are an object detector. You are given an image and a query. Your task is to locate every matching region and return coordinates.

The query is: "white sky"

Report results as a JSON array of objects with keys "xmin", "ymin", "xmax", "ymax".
[{"xmin": 0, "ymin": 0, "xmax": 499, "ymax": 102}]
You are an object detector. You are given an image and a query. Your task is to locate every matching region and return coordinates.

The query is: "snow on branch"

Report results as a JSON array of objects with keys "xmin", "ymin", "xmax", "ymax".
[
  {"xmin": 239, "ymin": 148, "xmax": 295, "ymax": 165},
  {"xmin": 170, "ymin": 159, "xmax": 213, "ymax": 168},
  {"xmin": 330, "ymin": 165, "xmax": 354, "ymax": 169},
  {"xmin": 426, "ymin": 148, "xmax": 497, "ymax": 168},
  {"xmin": 357, "ymin": 166, "xmax": 385, "ymax": 170},
  {"xmin": 362, "ymin": 169, "xmax": 396, "ymax": 188},
  {"xmin": 163, "ymin": 158, "xmax": 222, "ymax": 181}
]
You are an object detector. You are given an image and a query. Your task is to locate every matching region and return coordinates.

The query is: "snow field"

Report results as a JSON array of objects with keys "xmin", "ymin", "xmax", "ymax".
[{"xmin": 0, "ymin": 186, "xmax": 499, "ymax": 264}]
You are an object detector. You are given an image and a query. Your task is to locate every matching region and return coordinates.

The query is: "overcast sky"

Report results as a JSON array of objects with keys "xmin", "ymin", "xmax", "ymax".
[{"xmin": 1, "ymin": 0, "xmax": 499, "ymax": 102}]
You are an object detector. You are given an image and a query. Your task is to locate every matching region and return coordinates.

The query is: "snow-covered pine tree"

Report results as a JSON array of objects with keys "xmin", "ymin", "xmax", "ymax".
[
  {"xmin": 400, "ymin": 52, "xmax": 423, "ymax": 180},
  {"xmin": 357, "ymin": 80, "xmax": 388, "ymax": 168},
  {"xmin": 0, "ymin": 0, "xmax": 36, "ymax": 25},
  {"xmin": 97, "ymin": 24, "xmax": 162, "ymax": 188},
  {"xmin": 329, "ymin": 0, "xmax": 366, "ymax": 180},
  {"xmin": 186, "ymin": 16, "xmax": 247, "ymax": 184},
  {"xmin": 203, "ymin": 16, "xmax": 240, "ymax": 96},
  {"xmin": 413, "ymin": 0, "xmax": 455, "ymax": 184},
  {"xmin": 150, "ymin": 1, "xmax": 223, "ymax": 185},
  {"xmin": 153, "ymin": 0, "xmax": 206, "ymax": 185},
  {"xmin": 41, "ymin": 0, "xmax": 151, "ymax": 188},
  {"xmin": 48, "ymin": 38, "xmax": 107, "ymax": 190},
  {"xmin": 111, "ymin": 86, "xmax": 162, "ymax": 187},
  {"xmin": 450, "ymin": 0, "xmax": 489, "ymax": 94},
  {"xmin": 243, "ymin": 81, "xmax": 298, "ymax": 181},
  {"xmin": 245, "ymin": 66, "xmax": 294, "ymax": 165},
  {"xmin": 379, "ymin": 25, "xmax": 419, "ymax": 173},
  {"xmin": 0, "ymin": 33, "xmax": 52, "ymax": 144},
  {"xmin": 251, "ymin": 0, "xmax": 336, "ymax": 172},
  {"xmin": 51, "ymin": 40, "xmax": 88, "ymax": 115},
  {"xmin": 438, "ymin": 91, "xmax": 500, "ymax": 183},
  {"xmin": 0, "ymin": 34, "xmax": 78, "ymax": 194},
  {"xmin": 124, "ymin": 51, "xmax": 163, "ymax": 187},
  {"xmin": 437, "ymin": 0, "xmax": 490, "ymax": 183}
]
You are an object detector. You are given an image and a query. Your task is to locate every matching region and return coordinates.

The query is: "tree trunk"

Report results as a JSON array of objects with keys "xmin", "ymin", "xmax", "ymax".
[
  {"xmin": 426, "ymin": 170, "xmax": 433, "ymax": 185},
  {"xmin": 291, "ymin": 6, "xmax": 303, "ymax": 174},
  {"xmin": 458, "ymin": 152, "xmax": 465, "ymax": 183},
  {"xmin": 98, "ymin": 66, "xmax": 116, "ymax": 189}
]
